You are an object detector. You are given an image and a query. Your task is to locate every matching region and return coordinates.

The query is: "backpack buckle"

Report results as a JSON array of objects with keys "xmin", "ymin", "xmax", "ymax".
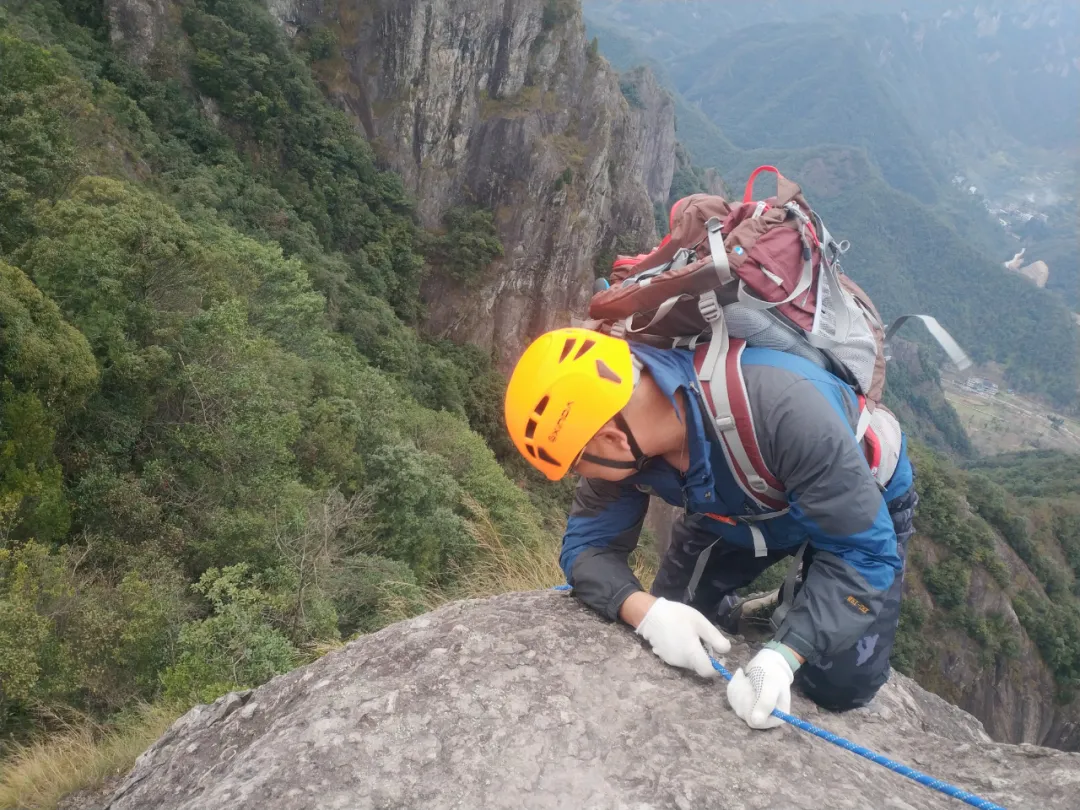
[
  {"xmin": 783, "ymin": 201, "xmax": 810, "ymax": 223},
  {"xmin": 670, "ymin": 248, "xmax": 692, "ymax": 270},
  {"xmin": 698, "ymin": 290, "xmax": 721, "ymax": 324}
]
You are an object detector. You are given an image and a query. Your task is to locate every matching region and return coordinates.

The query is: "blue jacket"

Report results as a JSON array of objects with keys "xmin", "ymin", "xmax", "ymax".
[{"xmin": 559, "ymin": 343, "xmax": 913, "ymax": 663}]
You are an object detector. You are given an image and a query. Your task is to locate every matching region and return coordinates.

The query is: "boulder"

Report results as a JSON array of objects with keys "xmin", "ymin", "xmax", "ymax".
[{"xmin": 107, "ymin": 591, "xmax": 1078, "ymax": 810}]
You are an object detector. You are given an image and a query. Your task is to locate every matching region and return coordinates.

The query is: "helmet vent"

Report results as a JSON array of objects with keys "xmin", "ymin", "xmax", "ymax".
[
  {"xmin": 525, "ymin": 419, "xmax": 537, "ymax": 439},
  {"xmin": 573, "ymin": 339, "xmax": 596, "ymax": 360},
  {"xmin": 595, "ymin": 359, "xmax": 622, "ymax": 384},
  {"xmin": 525, "ymin": 444, "xmax": 536, "ymax": 458},
  {"xmin": 559, "ymin": 338, "xmax": 576, "ymax": 362},
  {"xmin": 534, "ymin": 395, "xmax": 550, "ymax": 416},
  {"xmin": 536, "ymin": 447, "xmax": 561, "ymax": 467}
]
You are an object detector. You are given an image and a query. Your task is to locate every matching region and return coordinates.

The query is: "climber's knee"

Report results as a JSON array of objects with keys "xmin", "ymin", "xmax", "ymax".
[
  {"xmin": 797, "ymin": 489, "xmax": 915, "ymax": 712},
  {"xmin": 796, "ymin": 592, "xmax": 903, "ymax": 711},
  {"xmin": 797, "ymin": 657, "xmax": 889, "ymax": 711}
]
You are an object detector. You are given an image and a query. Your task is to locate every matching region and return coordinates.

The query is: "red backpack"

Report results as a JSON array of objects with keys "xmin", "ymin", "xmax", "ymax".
[{"xmin": 583, "ymin": 166, "xmax": 970, "ymax": 514}]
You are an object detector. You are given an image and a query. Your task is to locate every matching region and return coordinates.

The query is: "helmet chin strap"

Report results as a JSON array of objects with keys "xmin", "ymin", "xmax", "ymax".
[{"xmin": 579, "ymin": 412, "xmax": 651, "ymax": 472}]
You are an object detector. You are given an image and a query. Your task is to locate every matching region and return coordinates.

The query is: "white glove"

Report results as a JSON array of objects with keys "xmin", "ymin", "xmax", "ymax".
[
  {"xmin": 635, "ymin": 597, "xmax": 732, "ymax": 677},
  {"xmin": 726, "ymin": 646, "xmax": 795, "ymax": 729}
]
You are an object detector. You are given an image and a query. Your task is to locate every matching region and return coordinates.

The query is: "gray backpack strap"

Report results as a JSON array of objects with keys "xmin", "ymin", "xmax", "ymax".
[
  {"xmin": 705, "ymin": 217, "xmax": 733, "ymax": 285},
  {"xmin": 737, "ymin": 509, "xmax": 791, "ymax": 557},
  {"xmin": 685, "ymin": 511, "xmax": 791, "ymax": 603},
  {"xmin": 692, "ymin": 324, "xmax": 788, "ymax": 513},
  {"xmin": 769, "ymin": 540, "xmax": 808, "ymax": 632},
  {"xmin": 884, "ymin": 314, "xmax": 972, "ymax": 371}
]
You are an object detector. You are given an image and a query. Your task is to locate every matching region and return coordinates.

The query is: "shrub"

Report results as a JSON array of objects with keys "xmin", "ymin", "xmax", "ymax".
[
  {"xmin": 160, "ymin": 565, "xmax": 301, "ymax": 704},
  {"xmin": 922, "ymin": 558, "xmax": 970, "ymax": 610},
  {"xmin": 426, "ymin": 206, "xmax": 504, "ymax": 284}
]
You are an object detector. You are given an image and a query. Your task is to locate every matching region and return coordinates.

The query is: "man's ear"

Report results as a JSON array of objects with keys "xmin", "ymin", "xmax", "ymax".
[{"xmin": 590, "ymin": 421, "xmax": 632, "ymax": 453}]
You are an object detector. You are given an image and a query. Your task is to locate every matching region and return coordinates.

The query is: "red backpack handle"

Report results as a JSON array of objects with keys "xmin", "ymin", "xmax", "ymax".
[{"xmin": 743, "ymin": 165, "xmax": 780, "ymax": 203}]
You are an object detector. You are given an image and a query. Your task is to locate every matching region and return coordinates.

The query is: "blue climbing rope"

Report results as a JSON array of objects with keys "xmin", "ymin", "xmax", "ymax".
[
  {"xmin": 551, "ymin": 584, "xmax": 1008, "ymax": 810},
  {"xmin": 706, "ymin": 656, "xmax": 1008, "ymax": 810}
]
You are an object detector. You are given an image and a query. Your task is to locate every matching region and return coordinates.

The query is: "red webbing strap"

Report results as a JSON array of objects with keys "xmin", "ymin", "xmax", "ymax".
[
  {"xmin": 743, "ymin": 165, "xmax": 780, "ymax": 203},
  {"xmin": 693, "ymin": 342, "xmax": 787, "ymax": 511}
]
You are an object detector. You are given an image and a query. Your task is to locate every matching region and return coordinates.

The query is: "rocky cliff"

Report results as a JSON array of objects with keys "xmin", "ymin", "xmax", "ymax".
[
  {"xmin": 617, "ymin": 65, "xmax": 676, "ymax": 204},
  {"xmin": 911, "ymin": 535, "xmax": 1055, "ymax": 742},
  {"xmin": 105, "ymin": 0, "xmax": 170, "ymax": 63},
  {"xmin": 1019, "ymin": 260, "xmax": 1050, "ymax": 289},
  {"xmin": 905, "ymin": 514, "xmax": 1080, "ymax": 751},
  {"xmin": 1004, "ymin": 250, "xmax": 1050, "ymax": 288},
  {"xmin": 106, "ymin": 0, "xmax": 671, "ymax": 371},
  {"xmin": 105, "ymin": 590, "xmax": 1076, "ymax": 810},
  {"xmin": 264, "ymin": 0, "xmax": 670, "ymax": 370}
]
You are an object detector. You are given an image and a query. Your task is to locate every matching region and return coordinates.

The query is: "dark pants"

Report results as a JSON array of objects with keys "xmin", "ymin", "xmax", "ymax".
[{"xmin": 650, "ymin": 487, "xmax": 918, "ymax": 711}]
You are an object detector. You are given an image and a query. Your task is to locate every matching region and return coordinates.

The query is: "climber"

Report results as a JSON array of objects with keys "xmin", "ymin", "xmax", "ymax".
[{"xmin": 503, "ymin": 327, "xmax": 917, "ymax": 730}]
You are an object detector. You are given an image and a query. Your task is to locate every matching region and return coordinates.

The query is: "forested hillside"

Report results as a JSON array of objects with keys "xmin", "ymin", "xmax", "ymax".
[
  {"xmin": 892, "ymin": 444, "xmax": 1080, "ymax": 747},
  {"xmin": 593, "ymin": 1, "xmax": 1079, "ymax": 157},
  {"xmin": 0, "ymin": 0, "xmax": 556, "ymax": 746}
]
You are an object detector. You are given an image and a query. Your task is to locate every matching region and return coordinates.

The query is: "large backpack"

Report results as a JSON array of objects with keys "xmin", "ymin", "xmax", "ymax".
[{"xmin": 582, "ymin": 165, "xmax": 970, "ymax": 515}]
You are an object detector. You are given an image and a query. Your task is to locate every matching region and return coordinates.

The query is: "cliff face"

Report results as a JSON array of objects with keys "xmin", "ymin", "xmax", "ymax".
[
  {"xmin": 907, "ymin": 525, "xmax": 1080, "ymax": 750},
  {"xmin": 102, "ymin": 0, "xmax": 671, "ymax": 370},
  {"xmin": 105, "ymin": 0, "xmax": 170, "ymax": 64},
  {"xmin": 106, "ymin": 591, "xmax": 1077, "ymax": 810},
  {"xmin": 617, "ymin": 66, "xmax": 676, "ymax": 204},
  {"xmin": 268, "ymin": 0, "xmax": 670, "ymax": 370},
  {"xmin": 1019, "ymin": 260, "xmax": 1050, "ymax": 288}
]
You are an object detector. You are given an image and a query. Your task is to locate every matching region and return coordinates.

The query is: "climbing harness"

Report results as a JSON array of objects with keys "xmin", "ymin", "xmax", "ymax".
[{"xmin": 551, "ymin": 584, "xmax": 1008, "ymax": 810}]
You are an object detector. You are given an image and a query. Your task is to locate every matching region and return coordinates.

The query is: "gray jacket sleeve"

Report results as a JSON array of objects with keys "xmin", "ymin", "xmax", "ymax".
[
  {"xmin": 560, "ymin": 477, "xmax": 650, "ymax": 621},
  {"xmin": 747, "ymin": 369, "xmax": 902, "ymax": 663}
]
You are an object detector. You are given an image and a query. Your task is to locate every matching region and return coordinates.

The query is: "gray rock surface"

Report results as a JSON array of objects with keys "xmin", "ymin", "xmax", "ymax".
[
  {"xmin": 107, "ymin": 590, "xmax": 1079, "ymax": 810},
  {"xmin": 105, "ymin": 0, "xmax": 170, "ymax": 64},
  {"xmin": 619, "ymin": 66, "xmax": 676, "ymax": 204}
]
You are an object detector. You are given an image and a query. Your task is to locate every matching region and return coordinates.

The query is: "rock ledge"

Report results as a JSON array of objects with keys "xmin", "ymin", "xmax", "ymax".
[{"xmin": 107, "ymin": 590, "xmax": 1078, "ymax": 809}]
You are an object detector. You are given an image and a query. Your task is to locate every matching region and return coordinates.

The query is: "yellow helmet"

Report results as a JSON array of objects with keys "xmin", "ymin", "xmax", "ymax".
[{"xmin": 504, "ymin": 328, "xmax": 635, "ymax": 481}]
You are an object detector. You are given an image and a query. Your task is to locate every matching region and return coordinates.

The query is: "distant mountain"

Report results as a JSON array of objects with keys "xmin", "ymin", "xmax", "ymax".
[
  {"xmin": 677, "ymin": 18, "xmax": 946, "ymax": 203},
  {"xmin": 675, "ymin": 9, "xmax": 1078, "ymax": 202},
  {"xmin": 591, "ymin": 1, "xmax": 1079, "ymax": 153}
]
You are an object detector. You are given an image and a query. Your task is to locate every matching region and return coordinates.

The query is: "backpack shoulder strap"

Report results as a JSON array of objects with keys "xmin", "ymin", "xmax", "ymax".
[{"xmin": 692, "ymin": 336, "xmax": 787, "ymax": 513}]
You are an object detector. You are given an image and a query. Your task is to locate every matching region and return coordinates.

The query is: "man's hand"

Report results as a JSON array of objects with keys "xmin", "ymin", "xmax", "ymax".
[
  {"xmin": 726, "ymin": 645, "xmax": 795, "ymax": 729},
  {"xmin": 631, "ymin": 596, "xmax": 731, "ymax": 677}
]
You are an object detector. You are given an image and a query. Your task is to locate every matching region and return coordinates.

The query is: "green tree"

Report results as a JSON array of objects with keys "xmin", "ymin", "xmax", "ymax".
[
  {"xmin": 0, "ymin": 30, "xmax": 85, "ymax": 253},
  {"xmin": 427, "ymin": 207, "xmax": 504, "ymax": 284},
  {"xmin": 922, "ymin": 557, "xmax": 971, "ymax": 610},
  {"xmin": 161, "ymin": 564, "xmax": 300, "ymax": 703},
  {"xmin": 0, "ymin": 261, "xmax": 97, "ymax": 543},
  {"xmin": 0, "ymin": 0, "xmax": 556, "ymax": 741}
]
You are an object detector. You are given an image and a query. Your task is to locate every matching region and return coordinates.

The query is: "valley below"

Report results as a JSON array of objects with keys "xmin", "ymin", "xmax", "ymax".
[{"xmin": 944, "ymin": 374, "xmax": 1080, "ymax": 456}]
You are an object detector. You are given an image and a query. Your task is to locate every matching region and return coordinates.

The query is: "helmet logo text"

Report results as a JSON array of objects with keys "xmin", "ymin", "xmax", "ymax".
[{"xmin": 548, "ymin": 402, "xmax": 574, "ymax": 443}]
